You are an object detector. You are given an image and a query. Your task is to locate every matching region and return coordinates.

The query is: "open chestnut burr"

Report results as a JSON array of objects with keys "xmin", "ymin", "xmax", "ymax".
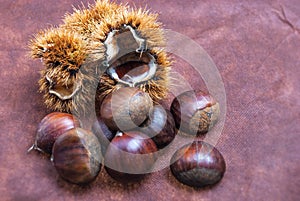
[
  {"xmin": 52, "ymin": 128, "xmax": 102, "ymax": 185},
  {"xmin": 170, "ymin": 141, "xmax": 226, "ymax": 188},
  {"xmin": 104, "ymin": 131, "xmax": 158, "ymax": 183},
  {"xmin": 171, "ymin": 90, "xmax": 220, "ymax": 135},
  {"xmin": 100, "ymin": 87, "xmax": 153, "ymax": 132},
  {"xmin": 30, "ymin": 0, "xmax": 171, "ymax": 114}
]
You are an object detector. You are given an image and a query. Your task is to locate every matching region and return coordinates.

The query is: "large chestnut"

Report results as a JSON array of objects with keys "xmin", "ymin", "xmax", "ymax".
[
  {"xmin": 171, "ymin": 90, "xmax": 220, "ymax": 135},
  {"xmin": 104, "ymin": 131, "xmax": 158, "ymax": 183},
  {"xmin": 29, "ymin": 112, "xmax": 81, "ymax": 154},
  {"xmin": 170, "ymin": 141, "xmax": 226, "ymax": 188},
  {"xmin": 100, "ymin": 87, "xmax": 153, "ymax": 131},
  {"xmin": 52, "ymin": 128, "xmax": 102, "ymax": 184},
  {"xmin": 138, "ymin": 105, "xmax": 176, "ymax": 149}
]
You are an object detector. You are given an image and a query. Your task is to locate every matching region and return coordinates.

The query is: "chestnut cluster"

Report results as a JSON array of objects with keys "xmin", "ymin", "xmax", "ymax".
[
  {"xmin": 29, "ymin": 87, "xmax": 225, "ymax": 188},
  {"xmin": 28, "ymin": 112, "xmax": 102, "ymax": 184}
]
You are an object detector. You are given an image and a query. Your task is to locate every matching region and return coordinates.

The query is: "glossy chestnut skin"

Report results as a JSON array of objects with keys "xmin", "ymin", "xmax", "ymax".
[
  {"xmin": 31, "ymin": 112, "xmax": 81, "ymax": 154},
  {"xmin": 100, "ymin": 87, "xmax": 153, "ymax": 132},
  {"xmin": 52, "ymin": 128, "xmax": 102, "ymax": 185},
  {"xmin": 138, "ymin": 105, "xmax": 176, "ymax": 149},
  {"xmin": 171, "ymin": 90, "xmax": 220, "ymax": 135},
  {"xmin": 104, "ymin": 131, "xmax": 158, "ymax": 183},
  {"xmin": 92, "ymin": 118, "xmax": 116, "ymax": 155},
  {"xmin": 170, "ymin": 141, "xmax": 226, "ymax": 188}
]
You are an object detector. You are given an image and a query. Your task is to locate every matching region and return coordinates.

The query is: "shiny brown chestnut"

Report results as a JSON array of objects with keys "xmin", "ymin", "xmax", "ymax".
[
  {"xmin": 28, "ymin": 112, "xmax": 81, "ymax": 154},
  {"xmin": 100, "ymin": 87, "xmax": 153, "ymax": 131},
  {"xmin": 92, "ymin": 118, "xmax": 116, "ymax": 155},
  {"xmin": 104, "ymin": 131, "xmax": 158, "ymax": 183},
  {"xmin": 138, "ymin": 105, "xmax": 176, "ymax": 149},
  {"xmin": 52, "ymin": 128, "xmax": 102, "ymax": 185},
  {"xmin": 171, "ymin": 90, "xmax": 220, "ymax": 135},
  {"xmin": 170, "ymin": 141, "xmax": 226, "ymax": 188}
]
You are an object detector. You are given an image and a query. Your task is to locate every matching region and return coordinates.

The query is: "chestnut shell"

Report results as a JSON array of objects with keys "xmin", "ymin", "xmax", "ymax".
[
  {"xmin": 171, "ymin": 90, "xmax": 220, "ymax": 135},
  {"xmin": 104, "ymin": 131, "xmax": 158, "ymax": 183},
  {"xmin": 52, "ymin": 128, "xmax": 102, "ymax": 184},
  {"xmin": 92, "ymin": 118, "xmax": 116, "ymax": 155},
  {"xmin": 138, "ymin": 105, "xmax": 176, "ymax": 148},
  {"xmin": 170, "ymin": 141, "xmax": 226, "ymax": 188},
  {"xmin": 34, "ymin": 112, "xmax": 81, "ymax": 154},
  {"xmin": 100, "ymin": 87, "xmax": 153, "ymax": 131}
]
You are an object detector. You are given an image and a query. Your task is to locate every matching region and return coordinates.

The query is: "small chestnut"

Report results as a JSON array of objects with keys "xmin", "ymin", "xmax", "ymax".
[
  {"xmin": 28, "ymin": 112, "xmax": 81, "ymax": 154},
  {"xmin": 138, "ymin": 105, "xmax": 176, "ymax": 149},
  {"xmin": 100, "ymin": 87, "xmax": 153, "ymax": 132},
  {"xmin": 104, "ymin": 131, "xmax": 158, "ymax": 183},
  {"xmin": 52, "ymin": 128, "xmax": 102, "ymax": 185},
  {"xmin": 92, "ymin": 118, "xmax": 116, "ymax": 155},
  {"xmin": 171, "ymin": 90, "xmax": 220, "ymax": 135},
  {"xmin": 170, "ymin": 141, "xmax": 226, "ymax": 188}
]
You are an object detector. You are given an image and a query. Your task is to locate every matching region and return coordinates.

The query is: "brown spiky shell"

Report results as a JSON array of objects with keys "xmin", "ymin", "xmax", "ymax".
[
  {"xmin": 30, "ymin": 0, "xmax": 171, "ymax": 114},
  {"xmin": 30, "ymin": 28, "xmax": 103, "ymax": 114},
  {"xmin": 87, "ymin": 5, "xmax": 171, "ymax": 102}
]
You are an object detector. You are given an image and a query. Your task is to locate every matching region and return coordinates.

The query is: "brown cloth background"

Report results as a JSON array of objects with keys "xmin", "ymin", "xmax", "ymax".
[{"xmin": 0, "ymin": 0, "xmax": 299, "ymax": 200}]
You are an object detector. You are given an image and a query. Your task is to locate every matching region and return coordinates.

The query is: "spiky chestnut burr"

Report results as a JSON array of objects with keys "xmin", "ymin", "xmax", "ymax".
[
  {"xmin": 86, "ymin": 2, "xmax": 171, "ymax": 102},
  {"xmin": 30, "ymin": 28, "xmax": 101, "ymax": 113},
  {"xmin": 30, "ymin": 0, "xmax": 171, "ymax": 113}
]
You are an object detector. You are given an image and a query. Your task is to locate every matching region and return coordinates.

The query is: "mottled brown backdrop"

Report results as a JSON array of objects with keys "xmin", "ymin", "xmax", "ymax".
[{"xmin": 0, "ymin": 0, "xmax": 299, "ymax": 201}]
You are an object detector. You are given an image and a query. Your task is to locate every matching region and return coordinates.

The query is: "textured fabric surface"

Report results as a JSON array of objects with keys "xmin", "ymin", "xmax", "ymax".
[{"xmin": 0, "ymin": 0, "xmax": 299, "ymax": 200}]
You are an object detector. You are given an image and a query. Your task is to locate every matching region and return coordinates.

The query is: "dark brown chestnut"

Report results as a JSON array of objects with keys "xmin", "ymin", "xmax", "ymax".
[
  {"xmin": 170, "ymin": 141, "xmax": 226, "ymax": 188},
  {"xmin": 138, "ymin": 105, "xmax": 176, "ymax": 149},
  {"xmin": 104, "ymin": 131, "xmax": 158, "ymax": 183},
  {"xmin": 92, "ymin": 118, "xmax": 116, "ymax": 155},
  {"xmin": 100, "ymin": 87, "xmax": 153, "ymax": 131},
  {"xmin": 28, "ymin": 112, "xmax": 81, "ymax": 154},
  {"xmin": 170, "ymin": 90, "xmax": 220, "ymax": 135},
  {"xmin": 52, "ymin": 128, "xmax": 102, "ymax": 185}
]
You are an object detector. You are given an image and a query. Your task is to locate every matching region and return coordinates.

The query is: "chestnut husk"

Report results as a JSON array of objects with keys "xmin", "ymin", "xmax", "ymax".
[
  {"xmin": 52, "ymin": 128, "xmax": 102, "ymax": 185},
  {"xmin": 170, "ymin": 141, "xmax": 226, "ymax": 188},
  {"xmin": 29, "ymin": 112, "xmax": 81, "ymax": 154},
  {"xmin": 100, "ymin": 87, "xmax": 153, "ymax": 132},
  {"xmin": 104, "ymin": 131, "xmax": 158, "ymax": 183},
  {"xmin": 171, "ymin": 90, "xmax": 220, "ymax": 135}
]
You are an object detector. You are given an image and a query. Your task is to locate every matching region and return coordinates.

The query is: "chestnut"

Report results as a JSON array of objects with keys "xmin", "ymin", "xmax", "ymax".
[
  {"xmin": 52, "ymin": 128, "xmax": 102, "ymax": 185},
  {"xmin": 170, "ymin": 141, "xmax": 226, "ymax": 188},
  {"xmin": 28, "ymin": 112, "xmax": 81, "ymax": 154},
  {"xmin": 100, "ymin": 87, "xmax": 153, "ymax": 131},
  {"xmin": 170, "ymin": 90, "xmax": 220, "ymax": 135},
  {"xmin": 92, "ymin": 118, "xmax": 116, "ymax": 155},
  {"xmin": 104, "ymin": 131, "xmax": 158, "ymax": 183},
  {"xmin": 137, "ymin": 105, "xmax": 176, "ymax": 149}
]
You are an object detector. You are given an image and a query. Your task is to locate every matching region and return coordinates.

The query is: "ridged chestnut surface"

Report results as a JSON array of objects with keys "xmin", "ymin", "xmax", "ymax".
[
  {"xmin": 170, "ymin": 141, "xmax": 226, "ymax": 188},
  {"xmin": 138, "ymin": 105, "xmax": 176, "ymax": 148},
  {"xmin": 100, "ymin": 87, "xmax": 153, "ymax": 132},
  {"xmin": 31, "ymin": 112, "xmax": 81, "ymax": 154},
  {"xmin": 104, "ymin": 131, "xmax": 158, "ymax": 183},
  {"xmin": 52, "ymin": 128, "xmax": 102, "ymax": 185},
  {"xmin": 171, "ymin": 90, "xmax": 220, "ymax": 135}
]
